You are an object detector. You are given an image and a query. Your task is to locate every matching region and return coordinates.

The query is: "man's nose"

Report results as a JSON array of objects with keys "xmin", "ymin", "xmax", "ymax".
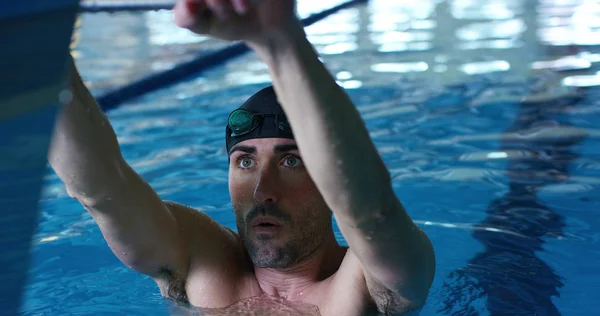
[{"xmin": 253, "ymin": 165, "xmax": 280, "ymax": 204}]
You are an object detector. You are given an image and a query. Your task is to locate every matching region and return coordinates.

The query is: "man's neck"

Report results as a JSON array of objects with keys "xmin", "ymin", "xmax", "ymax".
[{"xmin": 253, "ymin": 236, "xmax": 346, "ymax": 300}]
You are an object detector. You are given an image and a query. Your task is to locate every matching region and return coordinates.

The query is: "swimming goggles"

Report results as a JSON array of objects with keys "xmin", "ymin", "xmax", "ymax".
[{"xmin": 227, "ymin": 109, "xmax": 292, "ymax": 137}]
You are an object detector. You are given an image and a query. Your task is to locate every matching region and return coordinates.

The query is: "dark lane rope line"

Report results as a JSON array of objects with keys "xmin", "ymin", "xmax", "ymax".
[
  {"xmin": 79, "ymin": 0, "xmax": 174, "ymax": 12},
  {"xmin": 80, "ymin": 4, "xmax": 174, "ymax": 12},
  {"xmin": 93, "ymin": 0, "xmax": 368, "ymax": 111},
  {"xmin": 437, "ymin": 84, "xmax": 582, "ymax": 315}
]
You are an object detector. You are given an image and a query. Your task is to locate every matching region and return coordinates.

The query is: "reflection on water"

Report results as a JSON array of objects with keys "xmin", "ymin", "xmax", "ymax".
[
  {"xmin": 440, "ymin": 84, "xmax": 585, "ymax": 315},
  {"xmin": 72, "ymin": 0, "xmax": 600, "ymax": 94},
  {"xmin": 537, "ymin": 0, "xmax": 600, "ymax": 46}
]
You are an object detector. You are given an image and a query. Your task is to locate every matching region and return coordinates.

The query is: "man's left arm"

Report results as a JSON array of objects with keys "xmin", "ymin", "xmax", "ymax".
[{"xmin": 248, "ymin": 19, "xmax": 436, "ymax": 312}]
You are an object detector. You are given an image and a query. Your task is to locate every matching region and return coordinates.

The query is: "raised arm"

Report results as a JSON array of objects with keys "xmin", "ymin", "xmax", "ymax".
[
  {"xmin": 251, "ymin": 22, "xmax": 435, "ymax": 314},
  {"xmin": 174, "ymin": 0, "xmax": 435, "ymax": 312},
  {"xmin": 48, "ymin": 57, "xmax": 190, "ymax": 282}
]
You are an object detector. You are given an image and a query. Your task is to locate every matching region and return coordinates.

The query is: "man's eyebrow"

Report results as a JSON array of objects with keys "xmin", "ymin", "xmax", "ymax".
[
  {"xmin": 274, "ymin": 144, "xmax": 298, "ymax": 153},
  {"xmin": 229, "ymin": 145, "xmax": 256, "ymax": 155}
]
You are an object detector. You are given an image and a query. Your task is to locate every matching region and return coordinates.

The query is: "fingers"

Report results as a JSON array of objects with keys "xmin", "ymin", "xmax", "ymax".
[
  {"xmin": 174, "ymin": 0, "xmax": 253, "ymax": 34},
  {"xmin": 206, "ymin": 0, "xmax": 235, "ymax": 20},
  {"xmin": 232, "ymin": 0, "xmax": 250, "ymax": 15},
  {"xmin": 186, "ymin": 0, "xmax": 207, "ymax": 15},
  {"xmin": 174, "ymin": 0, "xmax": 206, "ymax": 29}
]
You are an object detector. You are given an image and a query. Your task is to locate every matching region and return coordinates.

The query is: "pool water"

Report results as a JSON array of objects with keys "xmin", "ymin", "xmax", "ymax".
[{"xmin": 22, "ymin": 0, "xmax": 600, "ymax": 315}]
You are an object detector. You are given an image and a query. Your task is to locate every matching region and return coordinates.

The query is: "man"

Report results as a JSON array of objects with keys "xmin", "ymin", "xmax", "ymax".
[{"xmin": 49, "ymin": 0, "xmax": 435, "ymax": 315}]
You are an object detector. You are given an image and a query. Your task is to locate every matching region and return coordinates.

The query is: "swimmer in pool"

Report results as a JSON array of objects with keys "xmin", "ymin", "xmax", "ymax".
[{"xmin": 49, "ymin": 0, "xmax": 435, "ymax": 315}]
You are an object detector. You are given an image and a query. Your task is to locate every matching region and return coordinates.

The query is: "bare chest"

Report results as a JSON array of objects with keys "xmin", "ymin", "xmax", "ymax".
[
  {"xmin": 172, "ymin": 294, "xmax": 380, "ymax": 316},
  {"xmin": 176, "ymin": 276, "xmax": 378, "ymax": 316},
  {"xmin": 174, "ymin": 295, "xmax": 321, "ymax": 316}
]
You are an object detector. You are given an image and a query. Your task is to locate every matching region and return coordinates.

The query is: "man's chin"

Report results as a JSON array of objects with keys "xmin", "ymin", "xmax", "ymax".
[
  {"xmin": 245, "ymin": 238, "xmax": 298, "ymax": 268},
  {"xmin": 250, "ymin": 247, "xmax": 294, "ymax": 269}
]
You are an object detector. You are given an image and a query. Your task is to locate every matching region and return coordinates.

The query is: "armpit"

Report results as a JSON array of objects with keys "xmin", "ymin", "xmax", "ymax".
[
  {"xmin": 367, "ymin": 279, "xmax": 417, "ymax": 316},
  {"xmin": 158, "ymin": 267, "xmax": 189, "ymax": 305}
]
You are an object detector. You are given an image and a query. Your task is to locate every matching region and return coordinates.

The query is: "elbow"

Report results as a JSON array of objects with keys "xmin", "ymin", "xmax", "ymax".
[
  {"xmin": 391, "ymin": 230, "xmax": 437, "ymax": 310},
  {"xmin": 64, "ymin": 157, "xmax": 131, "ymax": 208},
  {"xmin": 404, "ymin": 233, "xmax": 436, "ymax": 307}
]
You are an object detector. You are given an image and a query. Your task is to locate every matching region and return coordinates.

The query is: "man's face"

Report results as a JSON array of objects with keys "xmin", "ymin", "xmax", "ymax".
[{"xmin": 228, "ymin": 138, "xmax": 332, "ymax": 268}]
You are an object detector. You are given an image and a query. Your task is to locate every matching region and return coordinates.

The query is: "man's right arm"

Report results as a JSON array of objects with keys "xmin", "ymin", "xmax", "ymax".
[{"xmin": 48, "ymin": 57, "xmax": 190, "ymax": 279}]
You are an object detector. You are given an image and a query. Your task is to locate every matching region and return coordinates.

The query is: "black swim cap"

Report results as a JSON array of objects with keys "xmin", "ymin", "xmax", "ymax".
[{"xmin": 226, "ymin": 86, "xmax": 295, "ymax": 154}]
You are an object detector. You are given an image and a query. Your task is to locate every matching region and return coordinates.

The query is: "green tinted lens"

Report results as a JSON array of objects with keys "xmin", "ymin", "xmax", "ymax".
[{"xmin": 228, "ymin": 110, "xmax": 254, "ymax": 134}]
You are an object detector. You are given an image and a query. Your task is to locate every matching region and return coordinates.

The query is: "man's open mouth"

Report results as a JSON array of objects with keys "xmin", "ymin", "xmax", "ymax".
[{"xmin": 252, "ymin": 217, "xmax": 281, "ymax": 227}]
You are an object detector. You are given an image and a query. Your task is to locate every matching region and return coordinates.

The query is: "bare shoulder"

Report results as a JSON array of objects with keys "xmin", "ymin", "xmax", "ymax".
[
  {"xmin": 159, "ymin": 202, "xmax": 250, "ymax": 307},
  {"xmin": 321, "ymin": 250, "xmax": 419, "ymax": 316},
  {"xmin": 310, "ymin": 249, "xmax": 372, "ymax": 316},
  {"xmin": 164, "ymin": 201, "xmax": 246, "ymax": 266},
  {"xmin": 164, "ymin": 201, "xmax": 236, "ymax": 240}
]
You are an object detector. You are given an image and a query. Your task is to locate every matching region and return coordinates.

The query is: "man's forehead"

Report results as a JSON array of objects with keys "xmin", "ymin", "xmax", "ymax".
[
  {"xmin": 230, "ymin": 138, "xmax": 298, "ymax": 154},
  {"xmin": 238, "ymin": 138, "xmax": 296, "ymax": 147}
]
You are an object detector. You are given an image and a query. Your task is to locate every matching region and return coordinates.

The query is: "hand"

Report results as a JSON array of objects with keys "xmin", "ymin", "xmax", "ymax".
[{"xmin": 174, "ymin": 0, "xmax": 299, "ymax": 44}]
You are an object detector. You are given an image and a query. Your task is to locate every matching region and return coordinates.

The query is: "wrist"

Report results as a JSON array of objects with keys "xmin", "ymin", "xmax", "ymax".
[{"xmin": 246, "ymin": 19, "xmax": 308, "ymax": 67}]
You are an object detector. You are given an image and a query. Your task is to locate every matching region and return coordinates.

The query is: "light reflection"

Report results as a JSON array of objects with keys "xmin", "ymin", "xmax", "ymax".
[
  {"xmin": 150, "ymin": 61, "xmax": 176, "ymax": 72},
  {"xmin": 296, "ymin": 0, "xmax": 351, "ymax": 18},
  {"xmin": 371, "ymin": 62, "xmax": 429, "ymax": 73},
  {"xmin": 40, "ymin": 236, "xmax": 59, "ymax": 243},
  {"xmin": 370, "ymin": 12, "xmax": 412, "ymax": 24},
  {"xmin": 458, "ymin": 39, "xmax": 522, "ymax": 50},
  {"xmin": 128, "ymin": 118, "xmax": 178, "ymax": 131},
  {"xmin": 487, "ymin": 152, "xmax": 509, "ymax": 159},
  {"xmin": 579, "ymin": 52, "xmax": 600, "ymax": 62},
  {"xmin": 336, "ymin": 71, "xmax": 353, "ymax": 80},
  {"xmin": 379, "ymin": 42, "xmax": 433, "ymax": 53},
  {"xmin": 307, "ymin": 34, "xmax": 356, "ymax": 45},
  {"xmin": 435, "ymin": 55, "xmax": 449, "ymax": 63},
  {"xmin": 246, "ymin": 61, "xmax": 269, "ymax": 71},
  {"xmin": 305, "ymin": 8, "xmax": 359, "ymax": 35},
  {"xmin": 368, "ymin": 0, "xmax": 438, "ymax": 54},
  {"xmin": 306, "ymin": 22, "xmax": 359, "ymax": 35},
  {"xmin": 562, "ymin": 75, "xmax": 600, "ymax": 87},
  {"xmin": 537, "ymin": 16, "xmax": 572, "ymax": 27},
  {"xmin": 338, "ymin": 80, "xmax": 363, "ymax": 89},
  {"xmin": 573, "ymin": 1, "xmax": 600, "ymax": 19},
  {"xmin": 361, "ymin": 105, "xmax": 418, "ymax": 120},
  {"xmin": 433, "ymin": 64, "xmax": 448, "ymax": 72},
  {"xmin": 411, "ymin": 20, "xmax": 437, "ymax": 30},
  {"xmin": 371, "ymin": 31, "xmax": 434, "ymax": 44},
  {"xmin": 531, "ymin": 56, "xmax": 592, "ymax": 71},
  {"xmin": 539, "ymin": 28, "xmax": 600, "ymax": 45},
  {"xmin": 226, "ymin": 72, "xmax": 272, "ymax": 85},
  {"xmin": 369, "ymin": 20, "xmax": 410, "ymax": 32},
  {"xmin": 459, "ymin": 60, "xmax": 510, "ymax": 75},
  {"xmin": 319, "ymin": 42, "xmax": 358, "ymax": 55},
  {"xmin": 572, "ymin": 4, "xmax": 600, "ymax": 28},
  {"xmin": 537, "ymin": 5, "xmax": 578, "ymax": 16},
  {"xmin": 460, "ymin": 150, "xmax": 533, "ymax": 161},
  {"xmin": 538, "ymin": 0, "xmax": 583, "ymax": 5},
  {"xmin": 146, "ymin": 11, "xmax": 210, "ymax": 45},
  {"xmin": 537, "ymin": 0, "xmax": 600, "ymax": 46},
  {"xmin": 369, "ymin": 0, "xmax": 437, "ymax": 20},
  {"xmin": 451, "ymin": 2, "xmax": 519, "ymax": 20},
  {"xmin": 456, "ymin": 19, "xmax": 526, "ymax": 41}
]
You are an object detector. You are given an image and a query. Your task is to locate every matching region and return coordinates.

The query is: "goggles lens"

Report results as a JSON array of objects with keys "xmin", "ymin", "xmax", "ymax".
[
  {"xmin": 228, "ymin": 109, "xmax": 255, "ymax": 136},
  {"xmin": 227, "ymin": 109, "xmax": 290, "ymax": 137}
]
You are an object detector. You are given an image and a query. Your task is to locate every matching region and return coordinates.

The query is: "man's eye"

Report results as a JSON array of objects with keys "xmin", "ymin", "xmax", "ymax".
[
  {"xmin": 282, "ymin": 155, "xmax": 303, "ymax": 168},
  {"xmin": 239, "ymin": 157, "xmax": 255, "ymax": 169}
]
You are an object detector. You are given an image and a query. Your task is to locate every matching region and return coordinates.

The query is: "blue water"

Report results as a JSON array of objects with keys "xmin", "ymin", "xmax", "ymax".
[{"xmin": 21, "ymin": 0, "xmax": 600, "ymax": 315}]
